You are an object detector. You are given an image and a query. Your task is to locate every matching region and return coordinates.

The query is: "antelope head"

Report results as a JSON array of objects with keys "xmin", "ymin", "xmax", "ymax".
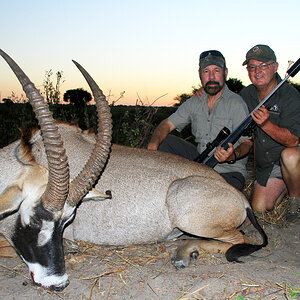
[{"xmin": 0, "ymin": 50, "xmax": 112, "ymax": 291}]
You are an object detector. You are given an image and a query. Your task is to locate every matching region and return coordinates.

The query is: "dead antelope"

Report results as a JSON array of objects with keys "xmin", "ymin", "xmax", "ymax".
[{"xmin": 0, "ymin": 50, "xmax": 268, "ymax": 292}]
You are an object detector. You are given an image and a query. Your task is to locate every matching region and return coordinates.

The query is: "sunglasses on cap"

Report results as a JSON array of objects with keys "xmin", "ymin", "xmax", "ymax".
[{"xmin": 199, "ymin": 50, "xmax": 225, "ymax": 60}]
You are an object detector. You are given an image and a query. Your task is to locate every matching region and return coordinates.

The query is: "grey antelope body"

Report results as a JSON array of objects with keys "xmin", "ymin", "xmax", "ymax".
[{"xmin": 0, "ymin": 51, "xmax": 267, "ymax": 291}]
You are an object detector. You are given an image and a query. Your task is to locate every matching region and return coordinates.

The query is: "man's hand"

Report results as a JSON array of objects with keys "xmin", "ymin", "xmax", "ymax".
[
  {"xmin": 214, "ymin": 143, "xmax": 234, "ymax": 162},
  {"xmin": 251, "ymin": 105, "xmax": 270, "ymax": 128},
  {"xmin": 147, "ymin": 142, "xmax": 158, "ymax": 151},
  {"xmin": 147, "ymin": 119, "xmax": 176, "ymax": 151},
  {"xmin": 195, "ymin": 87, "xmax": 204, "ymax": 98}
]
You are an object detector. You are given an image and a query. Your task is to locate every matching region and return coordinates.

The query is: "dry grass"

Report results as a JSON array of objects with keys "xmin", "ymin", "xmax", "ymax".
[{"xmin": 255, "ymin": 197, "xmax": 290, "ymax": 226}]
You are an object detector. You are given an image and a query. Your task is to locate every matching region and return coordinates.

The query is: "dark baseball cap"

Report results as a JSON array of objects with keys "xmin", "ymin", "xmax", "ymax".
[
  {"xmin": 199, "ymin": 50, "xmax": 226, "ymax": 69},
  {"xmin": 242, "ymin": 44, "xmax": 276, "ymax": 66}
]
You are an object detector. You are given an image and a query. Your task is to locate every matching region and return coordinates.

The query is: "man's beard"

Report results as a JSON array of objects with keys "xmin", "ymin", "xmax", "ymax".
[{"xmin": 204, "ymin": 81, "xmax": 224, "ymax": 96}]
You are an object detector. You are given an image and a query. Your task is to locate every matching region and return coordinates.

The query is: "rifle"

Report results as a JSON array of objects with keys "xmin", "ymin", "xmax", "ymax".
[
  {"xmin": 194, "ymin": 127, "xmax": 231, "ymax": 163},
  {"xmin": 202, "ymin": 58, "xmax": 300, "ymax": 168}
]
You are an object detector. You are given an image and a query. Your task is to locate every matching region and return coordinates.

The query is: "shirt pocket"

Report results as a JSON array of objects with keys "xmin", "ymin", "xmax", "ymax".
[
  {"xmin": 211, "ymin": 116, "xmax": 233, "ymax": 139},
  {"xmin": 268, "ymin": 111, "xmax": 281, "ymax": 125}
]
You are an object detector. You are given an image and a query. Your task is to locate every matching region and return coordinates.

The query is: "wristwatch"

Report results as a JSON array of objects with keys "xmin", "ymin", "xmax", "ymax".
[{"xmin": 228, "ymin": 151, "xmax": 237, "ymax": 164}]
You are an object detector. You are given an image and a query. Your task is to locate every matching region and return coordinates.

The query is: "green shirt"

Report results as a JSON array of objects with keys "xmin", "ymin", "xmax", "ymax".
[
  {"xmin": 240, "ymin": 74, "xmax": 300, "ymax": 186},
  {"xmin": 168, "ymin": 85, "xmax": 249, "ymax": 178}
]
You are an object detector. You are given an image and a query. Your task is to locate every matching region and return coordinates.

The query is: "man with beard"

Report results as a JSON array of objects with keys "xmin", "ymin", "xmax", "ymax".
[{"xmin": 148, "ymin": 50, "xmax": 250, "ymax": 191}]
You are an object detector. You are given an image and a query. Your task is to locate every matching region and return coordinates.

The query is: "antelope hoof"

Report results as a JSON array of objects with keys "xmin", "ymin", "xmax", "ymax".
[{"xmin": 171, "ymin": 256, "xmax": 190, "ymax": 269}]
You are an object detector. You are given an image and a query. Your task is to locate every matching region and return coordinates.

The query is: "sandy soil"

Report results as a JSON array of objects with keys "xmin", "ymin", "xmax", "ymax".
[{"xmin": 0, "ymin": 217, "xmax": 299, "ymax": 300}]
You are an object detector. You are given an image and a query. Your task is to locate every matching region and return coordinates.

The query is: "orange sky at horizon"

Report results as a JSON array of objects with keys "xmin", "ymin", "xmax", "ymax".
[{"xmin": 1, "ymin": 57, "xmax": 299, "ymax": 107}]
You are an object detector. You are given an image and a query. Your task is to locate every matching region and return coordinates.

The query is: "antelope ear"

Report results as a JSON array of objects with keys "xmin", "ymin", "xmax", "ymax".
[
  {"xmin": 0, "ymin": 185, "xmax": 23, "ymax": 218},
  {"xmin": 82, "ymin": 188, "xmax": 112, "ymax": 202},
  {"xmin": 0, "ymin": 164, "xmax": 48, "ymax": 220},
  {"xmin": 0, "ymin": 235, "xmax": 18, "ymax": 258}
]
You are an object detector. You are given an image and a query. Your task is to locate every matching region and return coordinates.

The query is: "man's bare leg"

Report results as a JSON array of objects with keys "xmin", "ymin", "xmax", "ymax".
[
  {"xmin": 281, "ymin": 147, "xmax": 300, "ymax": 222},
  {"xmin": 251, "ymin": 178, "xmax": 286, "ymax": 213}
]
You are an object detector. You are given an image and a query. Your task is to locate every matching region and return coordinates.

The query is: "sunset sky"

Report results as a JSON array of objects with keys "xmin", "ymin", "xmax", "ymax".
[{"xmin": 1, "ymin": 0, "xmax": 299, "ymax": 106}]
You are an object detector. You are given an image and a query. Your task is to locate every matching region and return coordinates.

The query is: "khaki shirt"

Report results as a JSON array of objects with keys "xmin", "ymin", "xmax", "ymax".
[
  {"xmin": 240, "ymin": 74, "xmax": 300, "ymax": 186},
  {"xmin": 168, "ymin": 85, "xmax": 249, "ymax": 178}
]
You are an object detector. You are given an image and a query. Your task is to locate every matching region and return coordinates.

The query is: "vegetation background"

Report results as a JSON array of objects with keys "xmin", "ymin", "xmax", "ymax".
[
  {"xmin": 1, "ymin": 73, "xmax": 299, "ymax": 149},
  {"xmin": 0, "ymin": 102, "xmax": 179, "ymax": 149}
]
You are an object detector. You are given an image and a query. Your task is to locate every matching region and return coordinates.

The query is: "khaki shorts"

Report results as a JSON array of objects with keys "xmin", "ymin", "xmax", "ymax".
[
  {"xmin": 255, "ymin": 164, "xmax": 283, "ymax": 186},
  {"xmin": 269, "ymin": 163, "xmax": 283, "ymax": 180}
]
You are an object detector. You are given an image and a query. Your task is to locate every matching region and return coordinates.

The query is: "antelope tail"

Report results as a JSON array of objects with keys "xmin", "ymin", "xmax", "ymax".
[{"xmin": 225, "ymin": 207, "xmax": 268, "ymax": 262}]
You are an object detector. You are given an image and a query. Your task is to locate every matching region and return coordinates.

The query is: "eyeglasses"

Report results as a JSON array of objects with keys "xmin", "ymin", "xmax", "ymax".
[
  {"xmin": 200, "ymin": 50, "xmax": 224, "ymax": 60},
  {"xmin": 246, "ymin": 62, "xmax": 275, "ymax": 72}
]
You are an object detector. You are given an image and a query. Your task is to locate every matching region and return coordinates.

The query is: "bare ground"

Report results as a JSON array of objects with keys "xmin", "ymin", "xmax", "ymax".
[{"xmin": 0, "ymin": 217, "xmax": 299, "ymax": 300}]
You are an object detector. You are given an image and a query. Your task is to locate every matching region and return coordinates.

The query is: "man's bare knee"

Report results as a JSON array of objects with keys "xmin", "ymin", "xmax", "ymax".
[
  {"xmin": 251, "ymin": 198, "xmax": 266, "ymax": 213},
  {"xmin": 281, "ymin": 148, "xmax": 300, "ymax": 169}
]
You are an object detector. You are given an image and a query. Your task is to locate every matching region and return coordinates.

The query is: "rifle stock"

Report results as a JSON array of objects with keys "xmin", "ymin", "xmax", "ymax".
[{"xmin": 203, "ymin": 58, "xmax": 300, "ymax": 168}]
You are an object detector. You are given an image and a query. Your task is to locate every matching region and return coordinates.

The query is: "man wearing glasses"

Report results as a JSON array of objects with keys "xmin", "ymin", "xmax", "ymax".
[
  {"xmin": 239, "ymin": 44, "xmax": 300, "ymax": 222},
  {"xmin": 147, "ymin": 50, "xmax": 250, "ymax": 191}
]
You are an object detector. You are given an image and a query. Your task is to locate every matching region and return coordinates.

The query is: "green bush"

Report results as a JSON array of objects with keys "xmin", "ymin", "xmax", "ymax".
[{"xmin": 0, "ymin": 103, "xmax": 192, "ymax": 149}]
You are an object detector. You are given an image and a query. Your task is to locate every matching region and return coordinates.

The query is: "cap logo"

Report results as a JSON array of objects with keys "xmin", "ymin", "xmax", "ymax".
[
  {"xmin": 251, "ymin": 46, "xmax": 263, "ymax": 54},
  {"xmin": 203, "ymin": 53, "xmax": 212, "ymax": 61}
]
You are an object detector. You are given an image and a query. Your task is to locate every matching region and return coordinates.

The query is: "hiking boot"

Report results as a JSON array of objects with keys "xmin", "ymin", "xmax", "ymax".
[{"xmin": 286, "ymin": 197, "xmax": 300, "ymax": 223}]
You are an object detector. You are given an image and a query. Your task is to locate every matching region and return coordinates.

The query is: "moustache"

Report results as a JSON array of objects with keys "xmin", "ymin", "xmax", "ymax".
[{"xmin": 205, "ymin": 81, "xmax": 220, "ymax": 87}]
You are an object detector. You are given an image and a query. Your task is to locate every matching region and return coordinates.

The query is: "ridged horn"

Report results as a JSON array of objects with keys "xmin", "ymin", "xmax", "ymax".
[
  {"xmin": 66, "ymin": 60, "xmax": 112, "ymax": 207},
  {"xmin": 0, "ymin": 49, "xmax": 70, "ymax": 214}
]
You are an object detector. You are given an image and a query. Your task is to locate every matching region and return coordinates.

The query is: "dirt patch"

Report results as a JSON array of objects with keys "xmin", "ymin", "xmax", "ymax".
[{"xmin": 0, "ymin": 219, "xmax": 299, "ymax": 300}]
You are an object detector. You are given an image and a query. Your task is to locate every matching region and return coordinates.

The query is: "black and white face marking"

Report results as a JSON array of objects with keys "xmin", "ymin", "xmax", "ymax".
[
  {"xmin": 26, "ymin": 261, "xmax": 69, "ymax": 291},
  {"xmin": 11, "ymin": 204, "xmax": 73, "ymax": 291}
]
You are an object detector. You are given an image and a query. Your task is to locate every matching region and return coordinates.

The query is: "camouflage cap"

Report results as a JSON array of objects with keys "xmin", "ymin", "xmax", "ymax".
[
  {"xmin": 199, "ymin": 50, "xmax": 226, "ymax": 69},
  {"xmin": 242, "ymin": 44, "xmax": 276, "ymax": 66}
]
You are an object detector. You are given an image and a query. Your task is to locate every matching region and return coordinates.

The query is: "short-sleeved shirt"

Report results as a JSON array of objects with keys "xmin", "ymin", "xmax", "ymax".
[
  {"xmin": 240, "ymin": 73, "xmax": 300, "ymax": 186},
  {"xmin": 168, "ymin": 84, "xmax": 249, "ymax": 178}
]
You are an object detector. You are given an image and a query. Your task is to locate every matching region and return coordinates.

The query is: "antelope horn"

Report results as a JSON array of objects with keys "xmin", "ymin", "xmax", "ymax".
[
  {"xmin": 0, "ymin": 49, "xmax": 69, "ymax": 214},
  {"xmin": 66, "ymin": 60, "xmax": 112, "ymax": 207}
]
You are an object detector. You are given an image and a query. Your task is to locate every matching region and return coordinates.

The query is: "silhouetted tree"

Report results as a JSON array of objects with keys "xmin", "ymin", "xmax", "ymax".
[
  {"xmin": 63, "ymin": 88, "xmax": 92, "ymax": 130},
  {"xmin": 226, "ymin": 78, "xmax": 245, "ymax": 93},
  {"xmin": 173, "ymin": 93, "xmax": 192, "ymax": 106},
  {"xmin": 63, "ymin": 88, "xmax": 92, "ymax": 105},
  {"xmin": 173, "ymin": 85, "xmax": 201, "ymax": 106},
  {"xmin": 2, "ymin": 98, "xmax": 14, "ymax": 104}
]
